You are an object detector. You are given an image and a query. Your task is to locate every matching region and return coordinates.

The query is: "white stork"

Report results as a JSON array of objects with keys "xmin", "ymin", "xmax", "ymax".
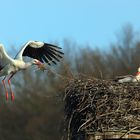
[
  {"xmin": 0, "ymin": 40, "xmax": 64, "ymax": 101},
  {"xmin": 115, "ymin": 67, "xmax": 140, "ymax": 83}
]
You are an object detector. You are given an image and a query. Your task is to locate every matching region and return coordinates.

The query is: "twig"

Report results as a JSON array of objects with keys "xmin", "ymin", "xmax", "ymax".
[
  {"xmin": 67, "ymin": 111, "xmax": 75, "ymax": 140},
  {"xmin": 120, "ymin": 126, "xmax": 140, "ymax": 138}
]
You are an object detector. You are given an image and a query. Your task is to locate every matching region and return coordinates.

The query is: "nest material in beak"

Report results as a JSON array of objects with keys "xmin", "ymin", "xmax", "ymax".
[{"xmin": 37, "ymin": 63, "xmax": 46, "ymax": 72}]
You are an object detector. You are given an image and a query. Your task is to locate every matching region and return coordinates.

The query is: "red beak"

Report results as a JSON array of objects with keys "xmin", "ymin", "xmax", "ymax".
[{"xmin": 36, "ymin": 61, "xmax": 42, "ymax": 65}]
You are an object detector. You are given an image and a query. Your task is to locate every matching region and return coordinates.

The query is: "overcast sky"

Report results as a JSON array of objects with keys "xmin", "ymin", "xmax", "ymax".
[{"xmin": 0, "ymin": 0, "xmax": 140, "ymax": 50}]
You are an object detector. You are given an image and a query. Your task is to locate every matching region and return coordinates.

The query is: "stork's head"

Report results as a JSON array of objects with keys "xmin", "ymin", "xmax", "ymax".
[
  {"xmin": 32, "ymin": 59, "xmax": 46, "ymax": 71},
  {"xmin": 32, "ymin": 59, "xmax": 42, "ymax": 66}
]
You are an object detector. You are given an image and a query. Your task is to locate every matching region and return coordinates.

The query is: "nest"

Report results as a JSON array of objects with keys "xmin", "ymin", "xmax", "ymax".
[{"xmin": 64, "ymin": 78, "xmax": 140, "ymax": 139}]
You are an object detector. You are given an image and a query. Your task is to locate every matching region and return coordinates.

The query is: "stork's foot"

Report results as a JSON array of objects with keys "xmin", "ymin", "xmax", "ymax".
[
  {"xmin": 11, "ymin": 93, "xmax": 14, "ymax": 101},
  {"xmin": 6, "ymin": 92, "xmax": 8, "ymax": 100}
]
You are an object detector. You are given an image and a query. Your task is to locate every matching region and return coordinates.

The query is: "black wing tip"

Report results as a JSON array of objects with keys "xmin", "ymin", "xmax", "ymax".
[
  {"xmin": 44, "ymin": 43, "xmax": 64, "ymax": 56},
  {"xmin": 44, "ymin": 43, "xmax": 62, "ymax": 49},
  {"xmin": 41, "ymin": 42, "xmax": 64, "ymax": 65},
  {"xmin": 52, "ymin": 60, "xmax": 57, "ymax": 65},
  {"xmin": 60, "ymin": 52, "xmax": 64, "ymax": 55}
]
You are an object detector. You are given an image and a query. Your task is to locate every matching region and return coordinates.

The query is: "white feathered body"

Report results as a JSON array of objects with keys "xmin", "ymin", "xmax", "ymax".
[{"xmin": 0, "ymin": 59, "xmax": 29, "ymax": 77}]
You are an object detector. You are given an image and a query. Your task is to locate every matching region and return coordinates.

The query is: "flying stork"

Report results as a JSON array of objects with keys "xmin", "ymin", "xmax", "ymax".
[{"xmin": 0, "ymin": 40, "xmax": 64, "ymax": 101}]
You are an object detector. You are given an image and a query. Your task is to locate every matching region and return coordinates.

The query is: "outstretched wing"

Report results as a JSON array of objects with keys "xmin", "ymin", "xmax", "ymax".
[
  {"xmin": 15, "ymin": 41, "xmax": 64, "ymax": 65},
  {"xmin": 0, "ymin": 44, "xmax": 14, "ymax": 70}
]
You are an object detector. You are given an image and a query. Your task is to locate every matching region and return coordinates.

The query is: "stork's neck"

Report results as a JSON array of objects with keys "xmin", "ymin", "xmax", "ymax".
[{"xmin": 24, "ymin": 62, "xmax": 33, "ymax": 69}]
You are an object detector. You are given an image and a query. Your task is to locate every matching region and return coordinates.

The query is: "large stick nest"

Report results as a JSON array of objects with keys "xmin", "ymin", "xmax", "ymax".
[{"xmin": 64, "ymin": 78, "xmax": 140, "ymax": 139}]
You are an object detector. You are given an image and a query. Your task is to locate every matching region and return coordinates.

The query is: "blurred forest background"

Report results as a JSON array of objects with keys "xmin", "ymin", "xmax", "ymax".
[{"xmin": 0, "ymin": 25, "xmax": 140, "ymax": 140}]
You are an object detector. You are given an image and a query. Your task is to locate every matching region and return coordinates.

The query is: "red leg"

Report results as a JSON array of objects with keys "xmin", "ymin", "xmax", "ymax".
[
  {"xmin": 8, "ymin": 74, "xmax": 15, "ymax": 101},
  {"xmin": 2, "ymin": 76, "xmax": 9, "ymax": 100}
]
